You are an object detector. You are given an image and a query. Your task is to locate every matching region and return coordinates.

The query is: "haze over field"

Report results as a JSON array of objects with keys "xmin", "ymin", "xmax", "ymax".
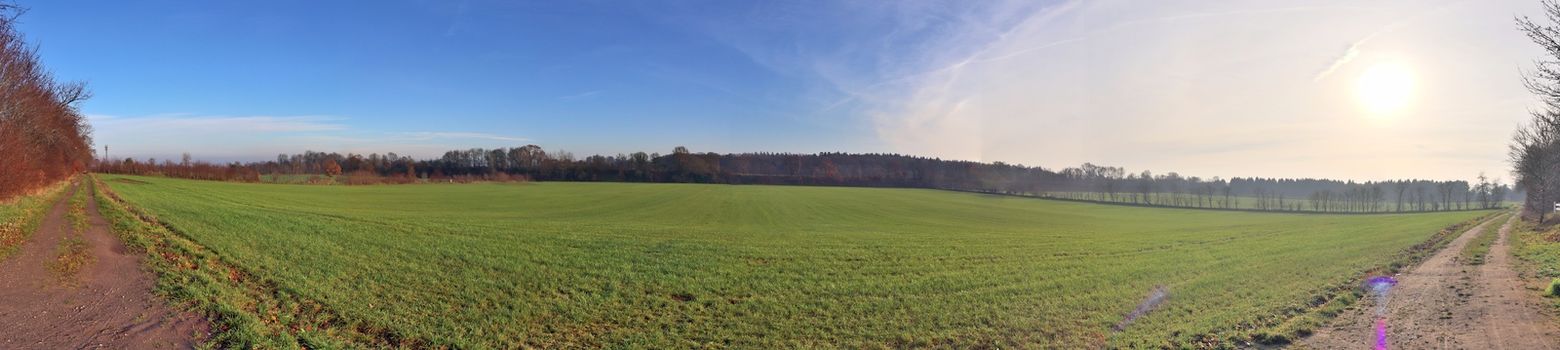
[{"xmin": 17, "ymin": 0, "xmax": 1551, "ymax": 180}]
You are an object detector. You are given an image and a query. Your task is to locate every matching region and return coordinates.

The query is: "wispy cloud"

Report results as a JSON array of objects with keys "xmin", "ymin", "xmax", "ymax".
[
  {"xmin": 88, "ymin": 114, "xmax": 346, "ymax": 132},
  {"xmin": 1312, "ymin": 1, "xmax": 1466, "ymax": 82},
  {"xmin": 558, "ymin": 90, "xmax": 604, "ymax": 100},
  {"xmin": 703, "ymin": 0, "xmax": 1531, "ymax": 180},
  {"xmin": 397, "ymin": 131, "xmax": 529, "ymax": 142},
  {"xmin": 1312, "ymin": 27, "xmax": 1394, "ymax": 82},
  {"xmin": 444, "ymin": 1, "xmax": 470, "ymax": 37}
]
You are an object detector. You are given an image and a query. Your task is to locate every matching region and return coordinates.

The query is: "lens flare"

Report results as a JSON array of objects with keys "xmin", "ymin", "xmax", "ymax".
[
  {"xmin": 1366, "ymin": 276, "xmax": 1397, "ymax": 315},
  {"xmin": 1365, "ymin": 276, "xmax": 1398, "ymax": 350},
  {"xmin": 1113, "ymin": 285, "xmax": 1169, "ymax": 331},
  {"xmin": 1375, "ymin": 319, "xmax": 1389, "ymax": 350}
]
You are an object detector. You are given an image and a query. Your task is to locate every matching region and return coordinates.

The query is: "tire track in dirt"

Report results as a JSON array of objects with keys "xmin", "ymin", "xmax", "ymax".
[
  {"xmin": 0, "ymin": 181, "xmax": 206, "ymax": 349},
  {"xmin": 1302, "ymin": 214, "xmax": 1560, "ymax": 349},
  {"xmin": 1462, "ymin": 214, "xmax": 1560, "ymax": 349}
]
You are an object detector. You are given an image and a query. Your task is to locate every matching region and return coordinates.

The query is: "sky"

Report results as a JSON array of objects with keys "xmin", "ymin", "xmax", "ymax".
[{"xmin": 13, "ymin": 0, "xmax": 1554, "ymax": 181}]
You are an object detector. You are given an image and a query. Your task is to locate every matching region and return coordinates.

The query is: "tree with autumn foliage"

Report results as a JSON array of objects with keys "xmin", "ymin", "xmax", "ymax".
[
  {"xmin": 0, "ymin": 3, "xmax": 95, "ymax": 200},
  {"xmin": 323, "ymin": 159, "xmax": 342, "ymax": 178}
]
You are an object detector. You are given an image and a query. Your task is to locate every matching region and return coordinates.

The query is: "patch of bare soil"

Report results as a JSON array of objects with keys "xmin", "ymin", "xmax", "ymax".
[
  {"xmin": 0, "ymin": 182, "xmax": 207, "ymax": 349},
  {"xmin": 1302, "ymin": 214, "xmax": 1560, "ymax": 349}
]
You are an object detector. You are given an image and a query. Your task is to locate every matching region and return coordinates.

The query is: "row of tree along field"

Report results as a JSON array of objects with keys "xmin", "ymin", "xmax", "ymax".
[
  {"xmin": 96, "ymin": 145, "xmax": 1508, "ymax": 213},
  {"xmin": 1046, "ymin": 169, "xmax": 1509, "ymax": 213},
  {"xmin": 0, "ymin": 4, "xmax": 94, "ymax": 202}
]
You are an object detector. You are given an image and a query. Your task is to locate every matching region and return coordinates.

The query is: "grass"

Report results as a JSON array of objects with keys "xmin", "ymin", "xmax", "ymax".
[
  {"xmin": 96, "ymin": 174, "xmax": 1493, "ymax": 349},
  {"xmin": 48, "ymin": 235, "xmax": 92, "ymax": 281},
  {"xmin": 259, "ymin": 174, "xmax": 333, "ymax": 185},
  {"xmin": 259, "ymin": 173, "xmax": 421, "ymax": 185},
  {"xmin": 1512, "ymin": 217, "xmax": 1560, "ymax": 279},
  {"xmin": 1461, "ymin": 213, "xmax": 1511, "ymax": 265},
  {"xmin": 66, "ymin": 180, "xmax": 90, "ymax": 233},
  {"xmin": 0, "ymin": 179, "xmax": 73, "ymax": 260},
  {"xmin": 49, "ymin": 180, "xmax": 94, "ymax": 281},
  {"xmin": 1511, "ymin": 215, "xmax": 1560, "ymax": 307}
]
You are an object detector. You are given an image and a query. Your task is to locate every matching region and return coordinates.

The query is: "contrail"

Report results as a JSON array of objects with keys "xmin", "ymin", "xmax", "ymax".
[
  {"xmin": 1312, "ymin": 29, "xmax": 1390, "ymax": 82},
  {"xmin": 1312, "ymin": 1, "xmax": 1468, "ymax": 82}
]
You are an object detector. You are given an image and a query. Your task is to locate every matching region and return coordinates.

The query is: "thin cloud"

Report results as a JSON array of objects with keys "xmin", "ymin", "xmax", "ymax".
[
  {"xmin": 444, "ymin": 1, "xmax": 470, "ymax": 37},
  {"xmin": 822, "ymin": 0, "xmax": 1528, "ymax": 181},
  {"xmin": 558, "ymin": 90, "xmax": 604, "ymax": 100},
  {"xmin": 1312, "ymin": 1, "xmax": 1467, "ymax": 82},
  {"xmin": 398, "ymin": 131, "xmax": 529, "ymax": 142},
  {"xmin": 1152, "ymin": 5, "xmax": 1347, "ymax": 23},
  {"xmin": 1312, "ymin": 31, "xmax": 1382, "ymax": 82},
  {"xmin": 89, "ymin": 114, "xmax": 346, "ymax": 132}
]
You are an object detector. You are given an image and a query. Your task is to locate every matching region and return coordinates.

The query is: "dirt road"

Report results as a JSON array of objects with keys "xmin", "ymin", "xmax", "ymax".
[
  {"xmin": 1302, "ymin": 214, "xmax": 1560, "ymax": 349},
  {"xmin": 0, "ymin": 181, "xmax": 205, "ymax": 349}
]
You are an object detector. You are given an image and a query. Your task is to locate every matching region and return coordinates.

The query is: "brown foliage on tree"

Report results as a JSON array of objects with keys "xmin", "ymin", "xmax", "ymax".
[
  {"xmin": 0, "ymin": 3, "xmax": 95, "ymax": 200},
  {"xmin": 95, "ymin": 157, "xmax": 260, "ymax": 183},
  {"xmin": 323, "ymin": 159, "xmax": 342, "ymax": 178}
]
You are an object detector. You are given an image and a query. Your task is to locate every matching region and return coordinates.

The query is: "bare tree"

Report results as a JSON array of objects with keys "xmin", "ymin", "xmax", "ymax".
[
  {"xmin": 1514, "ymin": 0, "xmax": 1560, "ymax": 222},
  {"xmin": 1404, "ymin": 182, "xmax": 1416, "ymax": 212}
]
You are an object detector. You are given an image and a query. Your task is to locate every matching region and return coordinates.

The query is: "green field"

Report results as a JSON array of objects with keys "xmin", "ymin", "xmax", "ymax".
[{"xmin": 94, "ymin": 174, "xmax": 1491, "ymax": 349}]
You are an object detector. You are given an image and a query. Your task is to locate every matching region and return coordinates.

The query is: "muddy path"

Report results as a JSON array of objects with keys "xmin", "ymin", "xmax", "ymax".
[
  {"xmin": 1302, "ymin": 214, "xmax": 1560, "ymax": 349},
  {"xmin": 0, "ymin": 181, "xmax": 206, "ymax": 349}
]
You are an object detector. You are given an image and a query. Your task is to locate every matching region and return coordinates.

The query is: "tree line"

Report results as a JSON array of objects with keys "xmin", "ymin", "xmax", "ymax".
[
  {"xmin": 0, "ymin": 4, "xmax": 94, "ymax": 201},
  {"xmin": 1037, "ymin": 163, "xmax": 1505, "ymax": 213},
  {"xmin": 1513, "ymin": 0, "xmax": 1560, "ymax": 223},
  {"xmin": 96, "ymin": 145, "xmax": 1507, "ymax": 213},
  {"xmin": 94, "ymin": 153, "xmax": 261, "ymax": 183}
]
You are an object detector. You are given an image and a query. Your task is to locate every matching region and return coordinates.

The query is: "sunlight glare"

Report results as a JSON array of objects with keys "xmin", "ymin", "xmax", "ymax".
[{"xmin": 1356, "ymin": 63, "xmax": 1415, "ymax": 117}]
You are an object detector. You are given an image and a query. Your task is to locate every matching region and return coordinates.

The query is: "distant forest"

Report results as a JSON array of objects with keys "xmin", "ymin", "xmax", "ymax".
[{"xmin": 95, "ymin": 145, "xmax": 1511, "ymax": 213}]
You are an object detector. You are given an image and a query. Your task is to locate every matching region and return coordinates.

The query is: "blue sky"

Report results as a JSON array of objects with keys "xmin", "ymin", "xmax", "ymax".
[
  {"xmin": 20, "ymin": 0, "xmax": 890, "ymax": 160},
  {"xmin": 14, "ymin": 0, "xmax": 1554, "ymax": 180}
]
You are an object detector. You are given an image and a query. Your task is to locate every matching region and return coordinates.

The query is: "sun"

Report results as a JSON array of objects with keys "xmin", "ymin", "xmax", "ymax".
[{"xmin": 1355, "ymin": 63, "xmax": 1415, "ymax": 116}]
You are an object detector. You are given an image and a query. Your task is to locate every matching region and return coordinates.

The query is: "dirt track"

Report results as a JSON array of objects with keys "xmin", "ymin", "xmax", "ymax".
[
  {"xmin": 0, "ymin": 181, "xmax": 205, "ymax": 349},
  {"xmin": 1302, "ymin": 214, "xmax": 1560, "ymax": 349}
]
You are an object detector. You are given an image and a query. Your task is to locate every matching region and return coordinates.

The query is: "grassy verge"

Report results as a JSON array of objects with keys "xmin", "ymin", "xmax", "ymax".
[
  {"xmin": 0, "ymin": 178, "xmax": 74, "ymax": 260},
  {"xmin": 1255, "ymin": 212, "xmax": 1497, "ymax": 344},
  {"xmin": 92, "ymin": 175, "xmax": 404, "ymax": 349},
  {"xmin": 1510, "ymin": 215, "xmax": 1560, "ymax": 305}
]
